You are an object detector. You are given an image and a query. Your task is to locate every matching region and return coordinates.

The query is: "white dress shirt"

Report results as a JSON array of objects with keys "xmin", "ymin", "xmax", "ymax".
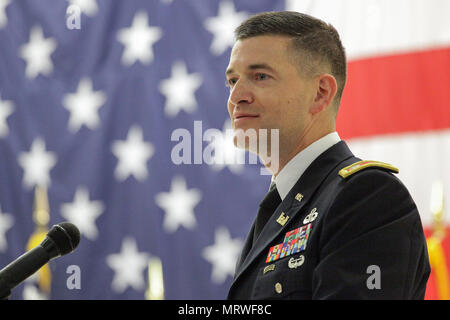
[{"xmin": 272, "ymin": 132, "xmax": 341, "ymax": 200}]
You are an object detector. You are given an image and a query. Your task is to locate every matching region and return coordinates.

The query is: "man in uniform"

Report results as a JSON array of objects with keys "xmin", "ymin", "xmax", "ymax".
[{"xmin": 225, "ymin": 11, "xmax": 430, "ymax": 299}]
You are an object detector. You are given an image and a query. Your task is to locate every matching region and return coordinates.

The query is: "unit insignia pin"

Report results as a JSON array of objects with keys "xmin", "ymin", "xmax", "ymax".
[
  {"xmin": 276, "ymin": 212, "xmax": 289, "ymax": 226},
  {"xmin": 295, "ymin": 193, "xmax": 304, "ymax": 202}
]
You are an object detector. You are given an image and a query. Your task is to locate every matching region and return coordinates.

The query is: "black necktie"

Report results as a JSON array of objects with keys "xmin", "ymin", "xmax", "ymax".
[{"xmin": 253, "ymin": 183, "xmax": 282, "ymax": 245}]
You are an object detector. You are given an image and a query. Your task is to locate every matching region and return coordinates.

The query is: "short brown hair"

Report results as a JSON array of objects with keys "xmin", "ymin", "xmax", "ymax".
[{"xmin": 235, "ymin": 11, "xmax": 347, "ymax": 107}]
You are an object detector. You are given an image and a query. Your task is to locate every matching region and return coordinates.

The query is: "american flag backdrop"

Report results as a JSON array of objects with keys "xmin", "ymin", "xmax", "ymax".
[{"xmin": 0, "ymin": 0, "xmax": 449, "ymax": 300}]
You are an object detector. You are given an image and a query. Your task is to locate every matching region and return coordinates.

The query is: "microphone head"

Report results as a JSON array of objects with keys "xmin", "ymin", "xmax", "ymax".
[{"xmin": 47, "ymin": 222, "xmax": 81, "ymax": 256}]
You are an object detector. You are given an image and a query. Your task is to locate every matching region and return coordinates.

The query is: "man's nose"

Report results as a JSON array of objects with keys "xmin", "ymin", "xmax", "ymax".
[{"xmin": 229, "ymin": 80, "xmax": 254, "ymax": 106}]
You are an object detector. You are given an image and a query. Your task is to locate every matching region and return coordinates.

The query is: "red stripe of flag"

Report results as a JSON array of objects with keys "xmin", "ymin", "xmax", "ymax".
[{"xmin": 337, "ymin": 47, "xmax": 450, "ymax": 140}]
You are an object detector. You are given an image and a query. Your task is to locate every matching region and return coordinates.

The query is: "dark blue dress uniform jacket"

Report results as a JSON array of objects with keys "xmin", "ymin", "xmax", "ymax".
[{"xmin": 227, "ymin": 141, "xmax": 430, "ymax": 299}]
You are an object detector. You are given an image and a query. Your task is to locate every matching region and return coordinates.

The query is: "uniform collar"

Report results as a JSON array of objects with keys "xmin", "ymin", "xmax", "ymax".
[{"xmin": 273, "ymin": 132, "xmax": 341, "ymax": 200}]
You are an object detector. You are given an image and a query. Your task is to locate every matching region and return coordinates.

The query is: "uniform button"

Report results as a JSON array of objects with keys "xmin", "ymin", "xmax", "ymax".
[{"xmin": 275, "ymin": 282, "xmax": 282, "ymax": 294}]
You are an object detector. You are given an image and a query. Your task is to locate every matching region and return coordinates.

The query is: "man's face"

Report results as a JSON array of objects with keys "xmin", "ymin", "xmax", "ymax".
[{"xmin": 226, "ymin": 35, "xmax": 317, "ymax": 153}]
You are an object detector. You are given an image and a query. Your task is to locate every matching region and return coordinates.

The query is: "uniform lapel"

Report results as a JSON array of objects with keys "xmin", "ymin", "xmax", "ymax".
[
  {"xmin": 230, "ymin": 141, "xmax": 355, "ymax": 288},
  {"xmin": 233, "ymin": 219, "xmax": 256, "ymax": 276}
]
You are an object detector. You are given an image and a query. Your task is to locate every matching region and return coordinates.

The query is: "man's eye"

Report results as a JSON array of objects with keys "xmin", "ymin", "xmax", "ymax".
[
  {"xmin": 255, "ymin": 73, "xmax": 269, "ymax": 81},
  {"xmin": 225, "ymin": 78, "xmax": 237, "ymax": 87}
]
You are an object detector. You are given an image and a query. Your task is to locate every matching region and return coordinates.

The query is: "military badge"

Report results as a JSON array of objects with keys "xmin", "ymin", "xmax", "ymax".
[
  {"xmin": 276, "ymin": 212, "xmax": 289, "ymax": 226},
  {"xmin": 288, "ymin": 255, "xmax": 305, "ymax": 269},
  {"xmin": 303, "ymin": 207, "xmax": 318, "ymax": 224},
  {"xmin": 295, "ymin": 193, "xmax": 304, "ymax": 202},
  {"xmin": 266, "ymin": 223, "xmax": 312, "ymax": 263},
  {"xmin": 266, "ymin": 244, "xmax": 283, "ymax": 263},
  {"xmin": 263, "ymin": 264, "xmax": 276, "ymax": 274}
]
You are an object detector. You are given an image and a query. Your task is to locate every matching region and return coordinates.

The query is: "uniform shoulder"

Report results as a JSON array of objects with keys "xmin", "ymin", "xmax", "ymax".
[{"xmin": 338, "ymin": 160, "xmax": 399, "ymax": 179}]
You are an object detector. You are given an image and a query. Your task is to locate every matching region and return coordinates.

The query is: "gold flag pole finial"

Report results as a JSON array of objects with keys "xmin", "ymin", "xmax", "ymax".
[
  {"xmin": 33, "ymin": 185, "xmax": 50, "ymax": 229},
  {"xmin": 146, "ymin": 257, "xmax": 165, "ymax": 300},
  {"xmin": 26, "ymin": 185, "xmax": 51, "ymax": 294},
  {"xmin": 426, "ymin": 180, "xmax": 449, "ymax": 300}
]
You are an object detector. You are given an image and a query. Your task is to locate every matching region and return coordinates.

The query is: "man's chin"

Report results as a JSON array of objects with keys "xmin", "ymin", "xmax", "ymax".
[
  {"xmin": 232, "ymin": 128, "xmax": 277, "ymax": 154},
  {"xmin": 232, "ymin": 128, "xmax": 259, "ymax": 154},
  {"xmin": 230, "ymin": 126, "xmax": 280, "ymax": 174}
]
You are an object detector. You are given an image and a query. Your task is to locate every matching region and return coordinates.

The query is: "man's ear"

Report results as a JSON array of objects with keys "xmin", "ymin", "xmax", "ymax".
[{"xmin": 310, "ymin": 74, "xmax": 337, "ymax": 115}]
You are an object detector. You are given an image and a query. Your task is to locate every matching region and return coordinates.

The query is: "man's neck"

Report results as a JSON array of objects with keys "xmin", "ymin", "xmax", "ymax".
[
  {"xmin": 270, "ymin": 132, "xmax": 341, "ymax": 200},
  {"xmin": 272, "ymin": 130, "xmax": 336, "ymax": 177}
]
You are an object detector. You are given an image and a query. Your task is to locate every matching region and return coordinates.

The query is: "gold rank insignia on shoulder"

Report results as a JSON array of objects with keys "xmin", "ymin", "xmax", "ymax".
[
  {"xmin": 338, "ymin": 160, "xmax": 399, "ymax": 179},
  {"xmin": 276, "ymin": 212, "xmax": 289, "ymax": 226}
]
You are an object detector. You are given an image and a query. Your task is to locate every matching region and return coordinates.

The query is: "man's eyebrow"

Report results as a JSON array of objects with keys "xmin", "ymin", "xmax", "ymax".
[
  {"xmin": 248, "ymin": 63, "xmax": 276, "ymax": 73},
  {"xmin": 225, "ymin": 63, "xmax": 277, "ymax": 76}
]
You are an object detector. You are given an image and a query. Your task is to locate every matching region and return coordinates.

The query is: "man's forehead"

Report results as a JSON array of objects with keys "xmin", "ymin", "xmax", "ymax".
[
  {"xmin": 231, "ymin": 36, "xmax": 289, "ymax": 57},
  {"xmin": 226, "ymin": 36, "xmax": 290, "ymax": 73}
]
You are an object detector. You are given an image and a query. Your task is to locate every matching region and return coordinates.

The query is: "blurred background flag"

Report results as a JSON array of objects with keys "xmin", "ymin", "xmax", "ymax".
[{"xmin": 0, "ymin": 0, "xmax": 449, "ymax": 299}]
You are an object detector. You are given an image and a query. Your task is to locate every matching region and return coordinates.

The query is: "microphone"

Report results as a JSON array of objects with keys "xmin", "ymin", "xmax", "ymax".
[{"xmin": 0, "ymin": 222, "xmax": 81, "ymax": 299}]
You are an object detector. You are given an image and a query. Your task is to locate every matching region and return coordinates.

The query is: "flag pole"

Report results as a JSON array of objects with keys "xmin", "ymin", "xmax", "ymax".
[
  {"xmin": 25, "ymin": 185, "xmax": 51, "ymax": 295},
  {"xmin": 145, "ymin": 256, "xmax": 164, "ymax": 300}
]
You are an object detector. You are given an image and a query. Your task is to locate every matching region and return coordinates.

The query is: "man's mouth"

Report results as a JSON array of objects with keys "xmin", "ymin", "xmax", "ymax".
[{"xmin": 233, "ymin": 113, "xmax": 259, "ymax": 120}]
